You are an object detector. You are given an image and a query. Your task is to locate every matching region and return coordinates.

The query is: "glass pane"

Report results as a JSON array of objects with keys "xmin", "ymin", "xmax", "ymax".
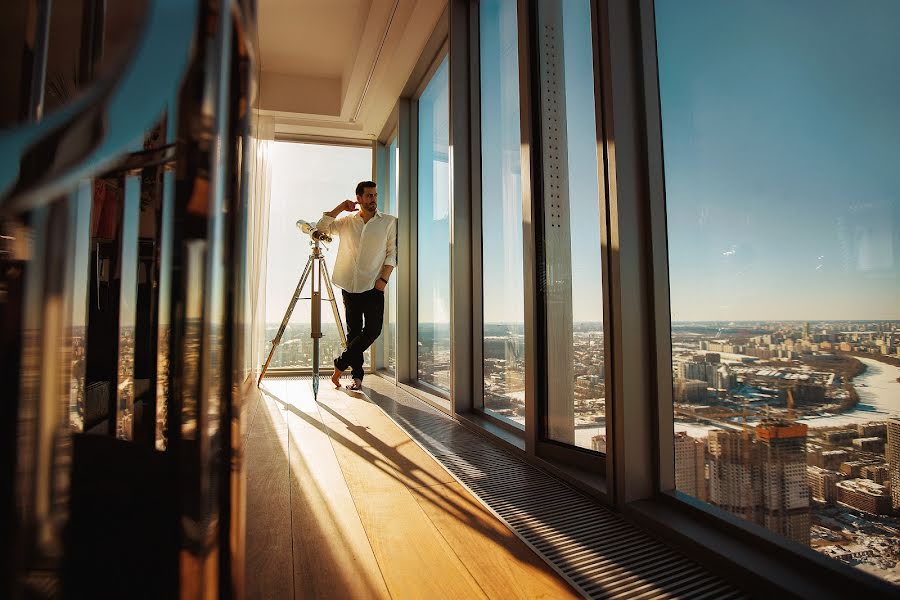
[
  {"xmin": 658, "ymin": 0, "xmax": 900, "ymax": 584},
  {"xmin": 417, "ymin": 57, "xmax": 451, "ymax": 392},
  {"xmin": 385, "ymin": 139, "xmax": 399, "ymax": 375},
  {"xmin": 116, "ymin": 176, "xmax": 141, "ymax": 439},
  {"xmin": 479, "ymin": 0, "xmax": 525, "ymax": 428},
  {"xmin": 264, "ymin": 142, "xmax": 373, "ymax": 371},
  {"xmin": 536, "ymin": 0, "xmax": 605, "ymax": 451}
]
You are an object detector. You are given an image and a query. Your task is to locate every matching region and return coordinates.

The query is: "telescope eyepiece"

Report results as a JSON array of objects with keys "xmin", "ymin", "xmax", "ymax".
[{"xmin": 296, "ymin": 219, "xmax": 332, "ymax": 243}]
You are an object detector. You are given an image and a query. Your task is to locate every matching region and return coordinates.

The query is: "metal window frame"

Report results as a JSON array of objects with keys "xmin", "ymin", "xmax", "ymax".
[
  {"xmin": 408, "ymin": 41, "xmax": 454, "ymax": 403},
  {"xmin": 629, "ymin": 1, "xmax": 899, "ymax": 595},
  {"xmin": 517, "ymin": 0, "xmax": 609, "ymax": 475},
  {"xmin": 373, "ymin": 122, "xmax": 400, "ymax": 378}
]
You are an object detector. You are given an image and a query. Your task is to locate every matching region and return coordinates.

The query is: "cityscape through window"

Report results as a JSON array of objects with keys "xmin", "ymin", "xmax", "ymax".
[{"xmin": 657, "ymin": 0, "xmax": 900, "ymax": 583}]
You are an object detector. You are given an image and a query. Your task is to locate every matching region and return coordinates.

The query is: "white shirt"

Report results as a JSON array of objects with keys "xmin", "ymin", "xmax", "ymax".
[{"xmin": 316, "ymin": 211, "xmax": 398, "ymax": 293}]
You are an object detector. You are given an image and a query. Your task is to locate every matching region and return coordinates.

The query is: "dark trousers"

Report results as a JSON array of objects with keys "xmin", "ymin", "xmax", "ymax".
[{"xmin": 334, "ymin": 288, "xmax": 384, "ymax": 380}]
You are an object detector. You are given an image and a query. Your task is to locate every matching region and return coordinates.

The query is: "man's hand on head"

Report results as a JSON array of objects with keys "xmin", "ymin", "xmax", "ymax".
[{"xmin": 337, "ymin": 199, "xmax": 358, "ymax": 213}]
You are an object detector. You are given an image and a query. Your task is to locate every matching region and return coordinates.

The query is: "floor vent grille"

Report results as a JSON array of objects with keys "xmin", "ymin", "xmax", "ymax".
[{"xmin": 364, "ymin": 386, "xmax": 748, "ymax": 599}]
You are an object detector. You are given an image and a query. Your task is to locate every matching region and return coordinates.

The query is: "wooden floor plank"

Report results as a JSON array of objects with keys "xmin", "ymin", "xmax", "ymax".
[
  {"xmin": 245, "ymin": 380, "xmax": 292, "ymax": 600},
  {"xmin": 316, "ymin": 387, "xmax": 488, "ymax": 600},
  {"xmin": 316, "ymin": 391, "xmax": 457, "ymax": 490},
  {"xmin": 410, "ymin": 482, "xmax": 580, "ymax": 600},
  {"xmin": 246, "ymin": 379, "xmax": 581, "ymax": 600},
  {"xmin": 282, "ymin": 380, "xmax": 390, "ymax": 600}
]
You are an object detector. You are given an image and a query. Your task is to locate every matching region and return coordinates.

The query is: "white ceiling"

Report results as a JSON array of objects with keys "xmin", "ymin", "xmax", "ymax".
[{"xmin": 256, "ymin": 0, "xmax": 446, "ymax": 141}]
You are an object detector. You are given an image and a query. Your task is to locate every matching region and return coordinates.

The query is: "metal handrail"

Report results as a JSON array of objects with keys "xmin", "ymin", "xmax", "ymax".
[{"xmin": 0, "ymin": 0, "xmax": 198, "ymax": 215}]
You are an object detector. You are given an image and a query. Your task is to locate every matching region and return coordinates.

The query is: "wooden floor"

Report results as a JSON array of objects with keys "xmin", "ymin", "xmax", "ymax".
[{"xmin": 245, "ymin": 377, "xmax": 579, "ymax": 600}]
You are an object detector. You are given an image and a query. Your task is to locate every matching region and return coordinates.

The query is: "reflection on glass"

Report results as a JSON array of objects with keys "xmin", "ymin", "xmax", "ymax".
[
  {"xmin": 157, "ymin": 169, "xmax": 175, "ymax": 450},
  {"xmin": 536, "ymin": 0, "xmax": 605, "ymax": 451},
  {"xmin": 657, "ymin": 0, "xmax": 900, "ymax": 583},
  {"xmin": 263, "ymin": 142, "xmax": 373, "ymax": 370},
  {"xmin": 43, "ymin": 1, "xmax": 150, "ymax": 116},
  {"xmin": 70, "ymin": 182, "xmax": 93, "ymax": 431},
  {"xmin": 479, "ymin": 0, "xmax": 525, "ymax": 427},
  {"xmin": 116, "ymin": 176, "xmax": 141, "ymax": 440},
  {"xmin": 417, "ymin": 57, "xmax": 451, "ymax": 391}
]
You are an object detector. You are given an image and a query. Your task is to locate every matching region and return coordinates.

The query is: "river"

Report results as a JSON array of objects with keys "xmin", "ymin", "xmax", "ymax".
[{"xmin": 799, "ymin": 356, "xmax": 900, "ymax": 428}]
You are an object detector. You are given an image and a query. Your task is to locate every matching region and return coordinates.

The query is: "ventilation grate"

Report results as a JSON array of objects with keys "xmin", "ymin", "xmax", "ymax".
[{"xmin": 364, "ymin": 386, "xmax": 748, "ymax": 600}]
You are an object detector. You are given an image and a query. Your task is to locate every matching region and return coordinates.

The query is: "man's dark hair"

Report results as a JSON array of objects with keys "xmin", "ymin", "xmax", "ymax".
[{"xmin": 356, "ymin": 180, "xmax": 377, "ymax": 196}]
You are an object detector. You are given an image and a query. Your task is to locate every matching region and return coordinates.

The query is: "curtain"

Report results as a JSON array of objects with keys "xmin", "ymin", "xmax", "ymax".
[{"xmin": 246, "ymin": 117, "xmax": 274, "ymax": 378}]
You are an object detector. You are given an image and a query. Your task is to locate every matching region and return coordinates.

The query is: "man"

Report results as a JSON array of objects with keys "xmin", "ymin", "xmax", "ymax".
[{"xmin": 316, "ymin": 181, "xmax": 397, "ymax": 390}]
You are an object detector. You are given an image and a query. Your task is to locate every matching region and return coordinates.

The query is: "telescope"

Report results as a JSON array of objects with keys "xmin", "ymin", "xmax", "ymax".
[
  {"xmin": 297, "ymin": 219, "xmax": 332, "ymax": 243},
  {"xmin": 258, "ymin": 218, "xmax": 347, "ymax": 397}
]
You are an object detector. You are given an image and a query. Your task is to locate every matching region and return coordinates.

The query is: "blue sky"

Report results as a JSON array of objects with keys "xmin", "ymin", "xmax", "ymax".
[
  {"xmin": 417, "ymin": 57, "xmax": 451, "ymax": 325},
  {"xmin": 267, "ymin": 0, "xmax": 899, "ymax": 326},
  {"xmin": 657, "ymin": 0, "xmax": 900, "ymax": 321},
  {"xmin": 479, "ymin": 0, "xmax": 604, "ymax": 324}
]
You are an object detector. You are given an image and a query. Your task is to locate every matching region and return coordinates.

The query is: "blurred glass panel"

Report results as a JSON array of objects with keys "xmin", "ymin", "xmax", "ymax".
[
  {"xmin": 263, "ymin": 142, "xmax": 372, "ymax": 371},
  {"xmin": 657, "ymin": 0, "xmax": 900, "ymax": 583},
  {"xmin": 0, "ymin": 1, "xmax": 149, "ymax": 128},
  {"xmin": 479, "ymin": 0, "xmax": 525, "ymax": 428},
  {"xmin": 116, "ymin": 175, "xmax": 140, "ymax": 439},
  {"xmin": 44, "ymin": 0, "xmax": 149, "ymax": 114},
  {"xmin": 0, "ymin": 1, "xmax": 32, "ymax": 127},
  {"xmin": 69, "ymin": 181, "xmax": 93, "ymax": 432},
  {"xmin": 417, "ymin": 57, "xmax": 451, "ymax": 392}
]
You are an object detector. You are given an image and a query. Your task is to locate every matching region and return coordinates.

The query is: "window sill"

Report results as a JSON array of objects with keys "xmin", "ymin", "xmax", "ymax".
[
  {"xmin": 625, "ymin": 492, "xmax": 898, "ymax": 599},
  {"xmin": 394, "ymin": 380, "xmax": 451, "ymax": 414},
  {"xmin": 454, "ymin": 411, "xmax": 608, "ymax": 503},
  {"xmin": 455, "ymin": 411, "xmax": 526, "ymax": 452}
]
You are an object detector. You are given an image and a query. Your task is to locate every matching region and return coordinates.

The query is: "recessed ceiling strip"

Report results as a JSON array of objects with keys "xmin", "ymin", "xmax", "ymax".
[{"xmin": 351, "ymin": 0, "xmax": 401, "ymax": 122}]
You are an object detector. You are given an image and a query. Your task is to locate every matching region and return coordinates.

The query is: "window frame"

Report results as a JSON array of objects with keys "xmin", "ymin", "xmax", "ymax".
[
  {"xmin": 634, "ymin": 0, "xmax": 899, "ymax": 594},
  {"xmin": 260, "ymin": 136, "xmax": 376, "ymax": 378},
  {"xmin": 374, "ymin": 125, "xmax": 399, "ymax": 377},
  {"xmin": 520, "ymin": 0, "xmax": 610, "ymax": 474},
  {"xmin": 411, "ymin": 42, "xmax": 454, "ymax": 402}
]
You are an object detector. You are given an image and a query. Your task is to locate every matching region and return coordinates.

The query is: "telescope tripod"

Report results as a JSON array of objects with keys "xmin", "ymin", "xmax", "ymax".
[{"xmin": 258, "ymin": 238, "xmax": 347, "ymax": 398}]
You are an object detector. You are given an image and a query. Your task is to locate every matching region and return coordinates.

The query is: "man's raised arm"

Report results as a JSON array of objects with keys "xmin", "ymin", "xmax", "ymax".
[{"xmin": 316, "ymin": 199, "xmax": 358, "ymax": 233}]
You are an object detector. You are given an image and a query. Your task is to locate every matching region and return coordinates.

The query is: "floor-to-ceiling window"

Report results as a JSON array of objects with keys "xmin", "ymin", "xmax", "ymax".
[
  {"xmin": 263, "ymin": 141, "xmax": 373, "ymax": 372},
  {"xmin": 657, "ymin": 0, "xmax": 900, "ymax": 584},
  {"xmin": 381, "ymin": 136, "xmax": 399, "ymax": 376},
  {"xmin": 478, "ymin": 0, "xmax": 525, "ymax": 427},
  {"xmin": 535, "ymin": 0, "xmax": 606, "ymax": 452},
  {"xmin": 417, "ymin": 57, "xmax": 451, "ymax": 392}
]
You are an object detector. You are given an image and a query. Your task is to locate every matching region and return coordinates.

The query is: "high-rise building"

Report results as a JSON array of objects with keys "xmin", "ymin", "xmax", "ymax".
[
  {"xmin": 756, "ymin": 420, "xmax": 810, "ymax": 546},
  {"xmin": 675, "ymin": 432, "xmax": 707, "ymax": 501},
  {"xmin": 887, "ymin": 418, "xmax": 900, "ymax": 510},
  {"xmin": 708, "ymin": 430, "xmax": 759, "ymax": 522}
]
